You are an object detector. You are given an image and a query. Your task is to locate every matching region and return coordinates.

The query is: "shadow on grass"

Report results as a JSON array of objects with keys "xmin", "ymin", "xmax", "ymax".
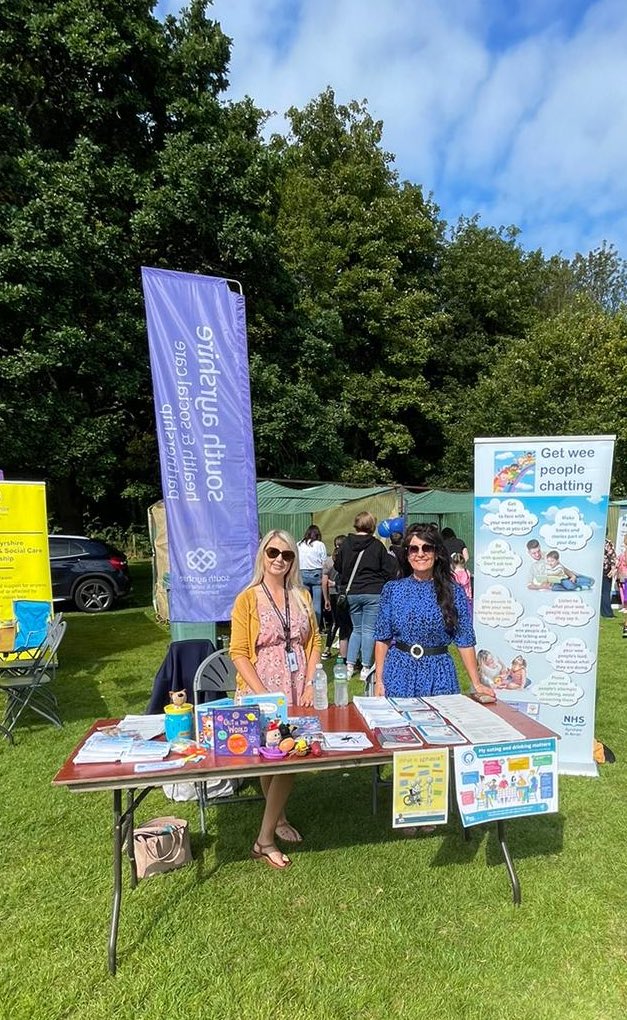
[{"xmin": 195, "ymin": 765, "xmax": 565, "ymax": 879}]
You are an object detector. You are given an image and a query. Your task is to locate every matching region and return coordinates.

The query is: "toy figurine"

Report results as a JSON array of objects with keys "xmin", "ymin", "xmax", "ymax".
[
  {"xmin": 169, "ymin": 689, "xmax": 187, "ymax": 707},
  {"xmin": 265, "ymin": 719, "xmax": 282, "ymax": 747}
]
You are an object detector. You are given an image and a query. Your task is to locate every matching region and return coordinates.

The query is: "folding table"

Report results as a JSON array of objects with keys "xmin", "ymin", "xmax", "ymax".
[{"xmin": 53, "ymin": 701, "xmax": 558, "ymax": 975}]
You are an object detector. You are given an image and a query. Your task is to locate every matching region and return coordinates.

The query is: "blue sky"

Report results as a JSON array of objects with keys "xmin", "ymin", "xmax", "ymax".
[{"xmin": 156, "ymin": 0, "xmax": 627, "ymax": 258}]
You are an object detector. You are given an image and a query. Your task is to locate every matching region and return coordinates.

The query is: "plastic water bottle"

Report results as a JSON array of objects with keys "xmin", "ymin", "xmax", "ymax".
[
  {"xmin": 313, "ymin": 663, "xmax": 329, "ymax": 710},
  {"xmin": 333, "ymin": 659, "xmax": 349, "ymax": 707}
]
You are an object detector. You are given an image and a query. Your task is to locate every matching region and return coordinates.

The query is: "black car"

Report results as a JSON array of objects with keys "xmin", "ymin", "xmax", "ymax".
[{"xmin": 48, "ymin": 535, "xmax": 132, "ymax": 613}]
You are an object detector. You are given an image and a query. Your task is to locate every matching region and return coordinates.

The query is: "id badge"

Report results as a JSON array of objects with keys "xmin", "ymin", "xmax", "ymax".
[{"xmin": 286, "ymin": 648, "xmax": 298, "ymax": 673}]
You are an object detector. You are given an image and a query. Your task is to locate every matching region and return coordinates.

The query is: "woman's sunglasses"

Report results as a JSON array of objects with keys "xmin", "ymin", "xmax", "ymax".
[
  {"xmin": 265, "ymin": 546, "xmax": 295, "ymax": 563},
  {"xmin": 406, "ymin": 542, "xmax": 435, "ymax": 555}
]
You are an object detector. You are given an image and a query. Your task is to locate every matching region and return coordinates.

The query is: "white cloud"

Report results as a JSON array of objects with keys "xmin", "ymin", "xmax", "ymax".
[{"xmin": 160, "ymin": 0, "xmax": 627, "ymax": 257}]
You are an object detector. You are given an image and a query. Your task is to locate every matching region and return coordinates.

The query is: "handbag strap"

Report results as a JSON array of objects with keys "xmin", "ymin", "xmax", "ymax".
[{"xmin": 344, "ymin": 550, "xmax": 365, "ymax": 595}]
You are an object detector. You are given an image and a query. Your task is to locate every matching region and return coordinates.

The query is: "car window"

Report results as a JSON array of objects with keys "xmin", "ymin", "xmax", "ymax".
[
  {"xmin": 69, "ymin": 539, "xmax": 90, "ymax": 556},
  {"xmin": 49, "ymin": 538, "xmax": 71, "ymax": 558}
]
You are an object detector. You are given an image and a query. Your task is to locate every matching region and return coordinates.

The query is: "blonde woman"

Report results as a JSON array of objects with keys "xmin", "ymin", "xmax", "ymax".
[{"xmin": 230, "ymin": 530, "xmax": 320, "ymax": 870}]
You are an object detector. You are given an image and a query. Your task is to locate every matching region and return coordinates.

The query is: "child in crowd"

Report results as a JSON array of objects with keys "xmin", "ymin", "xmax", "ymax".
[{"xmin": 451, "ymin": 552, "xmax": 472, "ymax": 604}]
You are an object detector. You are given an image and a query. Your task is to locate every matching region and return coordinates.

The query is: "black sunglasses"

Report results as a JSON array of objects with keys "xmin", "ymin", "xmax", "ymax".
[
  {"xmin": 406, "ymin": 542, "xmax": 435, "ymax": 555},
  {"xmin": 265, "ymin": 546, "xmax": 295, "ymax": 563}
]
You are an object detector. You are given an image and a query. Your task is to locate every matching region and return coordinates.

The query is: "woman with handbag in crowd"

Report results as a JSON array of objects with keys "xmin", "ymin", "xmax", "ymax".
[
  {"xmin": 335, "ymin": 511, "xmax": 397, "ymax": 683},
  {"xmin": 230, "ymin": 530, "xmax": 320, "ymax": 870},
  {"xmin": 373, "ymin": 523, "xmax": 493, "ymax": 700}
]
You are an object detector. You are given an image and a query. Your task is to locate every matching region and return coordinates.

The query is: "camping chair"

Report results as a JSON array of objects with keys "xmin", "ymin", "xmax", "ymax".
[
  {"xmin": 0, "ymin": 617, "xmax": 67, "ymax": 741},
  {"xmin": 12, "ymin": 600, "xmax": 52, "ymax": 655}
]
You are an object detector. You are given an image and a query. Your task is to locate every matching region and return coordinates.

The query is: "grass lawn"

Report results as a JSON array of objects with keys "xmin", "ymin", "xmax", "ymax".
[{"xmin": 2, "ymin": 561, "xmax": 627, "ymax": 1020}]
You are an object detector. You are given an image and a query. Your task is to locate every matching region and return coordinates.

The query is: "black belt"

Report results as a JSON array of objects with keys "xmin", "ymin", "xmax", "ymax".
[{"xmin": 394, "ymin": 640, "xmax": 449, "ymax": 660}]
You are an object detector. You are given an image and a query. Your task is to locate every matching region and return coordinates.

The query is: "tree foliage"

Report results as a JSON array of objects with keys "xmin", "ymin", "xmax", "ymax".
[{"xmin": 1, "ymin": 2, "xmax": 626, "ymax": 529}]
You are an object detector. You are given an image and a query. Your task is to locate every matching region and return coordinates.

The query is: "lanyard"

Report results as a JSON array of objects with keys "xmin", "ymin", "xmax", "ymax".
[{"xmin": 261, "ymin": 582, "xmax": 292, "ymax": 651}]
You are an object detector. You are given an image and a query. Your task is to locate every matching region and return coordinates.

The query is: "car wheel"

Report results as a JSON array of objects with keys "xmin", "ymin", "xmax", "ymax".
[{"xmin": 73, "ymin": 578, "xmax": 115, "ymax": 613}]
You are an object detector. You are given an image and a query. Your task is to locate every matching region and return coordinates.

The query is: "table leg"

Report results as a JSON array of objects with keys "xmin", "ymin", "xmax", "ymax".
[
  {"xmin": 109, "ymin": 789, "xmax": 123, "ymax": 975},
  {"xmin": 126, "ymin": 789, "xmax": 138, "ymax": 889},
  {"xmin": 497, "ymin": 820, "xmax": 521, "ymax": 905}
]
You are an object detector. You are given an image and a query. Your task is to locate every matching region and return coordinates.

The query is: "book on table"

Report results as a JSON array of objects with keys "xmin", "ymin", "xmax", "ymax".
[
  {"xmin": 373, "ymin": 725, "xmax": 424, "ymax": 749},
  {"xmin": 213, "ymin": 705, "xmax": 262, "ymax": 756}
]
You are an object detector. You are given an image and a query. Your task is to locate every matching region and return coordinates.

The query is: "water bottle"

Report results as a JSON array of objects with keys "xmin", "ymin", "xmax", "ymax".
[
  {"xmin": 333, "ymin": 659, "xmax": 349, "ymax": 707},
  {"xmin": 312, "ymin": 663, "xmax": 329, "ymax": 710}
]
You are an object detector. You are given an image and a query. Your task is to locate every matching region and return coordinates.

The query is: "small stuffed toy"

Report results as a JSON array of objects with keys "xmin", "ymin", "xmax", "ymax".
[
  {"xmin": 278, "ymin": 721, "xmax": 298, "ymax": 740},
  {"xmin": 169, "ymin": 689, "xmax": 187, "ymax": 707}
]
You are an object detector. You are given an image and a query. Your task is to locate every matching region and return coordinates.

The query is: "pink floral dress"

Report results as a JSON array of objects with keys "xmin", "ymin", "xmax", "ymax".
[{"xmin": 255, "ymin": 588, "xmax": 310, "ymax": 706}]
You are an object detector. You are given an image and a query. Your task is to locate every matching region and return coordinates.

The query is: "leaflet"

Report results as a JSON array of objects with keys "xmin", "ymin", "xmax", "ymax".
[{"xmin": 424, "ymin": 695, "xmax": 524, "ymax": 743}]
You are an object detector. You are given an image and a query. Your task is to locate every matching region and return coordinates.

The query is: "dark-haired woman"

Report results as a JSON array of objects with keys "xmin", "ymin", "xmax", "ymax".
[
  {"xmin": 297, "ymin": 525, "xmax": 327, "ymax": 626},
  {"xmin": 373, "ymin": 524, "xmax": 493, "ymax": 699}
]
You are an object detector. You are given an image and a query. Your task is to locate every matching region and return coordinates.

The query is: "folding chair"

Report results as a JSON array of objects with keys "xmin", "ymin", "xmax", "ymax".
[
  {"xmin": 192, "ymin": 650, "xmax": 239, "ymax": 834},
  {"xmin": 0, "ymin": 618, "xmax": 67, "ymax": 741},
  {"xmin": 146, "ymin": 638, "xmax": 215, "ymax": 713},
  {"xmin": 192, "ymin": 651, "xmax": 266, "ymax": 831}
]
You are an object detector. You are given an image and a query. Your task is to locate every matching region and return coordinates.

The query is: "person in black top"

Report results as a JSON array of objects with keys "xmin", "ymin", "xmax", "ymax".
[
  {"xmin": 335, "ymin": 511, "xmax": 397, "ymax": 682},
  {"xmin": 441, "ymin": 527, "xmax": 469, "ymax": 563}
]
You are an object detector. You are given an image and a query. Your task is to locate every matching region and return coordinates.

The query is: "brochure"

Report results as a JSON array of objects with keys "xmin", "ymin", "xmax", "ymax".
[
  {"xmin": 374, "ymin": 726, "xmax": 424, "ymax": 749},
  {"xmin": 413, "ymin": 722, "xmax": 467, "ymax": 745},
  {"xmin": 321, "ymin": 731, "xmax": 373, "ymax": 751}
]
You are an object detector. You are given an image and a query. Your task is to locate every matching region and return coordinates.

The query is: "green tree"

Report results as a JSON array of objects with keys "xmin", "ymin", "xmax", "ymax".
[
  {"xmin": 268, "ymin": 88, "xmax": 444, "ymax": 483},
  {"xmin": 0, "ymin": 0, "xmax": 274, "ymax": 526},
  {"xmin": 440, "ymin": 300, "xmax": 627, "ymax": 492}
]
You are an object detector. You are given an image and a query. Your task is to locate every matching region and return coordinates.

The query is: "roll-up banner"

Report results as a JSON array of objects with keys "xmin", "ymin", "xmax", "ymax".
[
  {"xmin": 474, "ymin": 436, "xmax": 615, "ymax": 776},
  {"xmin": 0, "ymin": 481, "xmax": 52, "ymax": 619},
  {"xmin": 141, "ymin": 268, "xmax": 258, "ymax": 623}
]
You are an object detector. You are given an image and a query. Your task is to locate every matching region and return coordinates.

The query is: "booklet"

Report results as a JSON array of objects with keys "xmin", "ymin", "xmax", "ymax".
[
  {"xmin": 413, "ymin": 722, "xmax": 467, "ymax": 745},
  {"xmin": 321, "ymin": 731, "xmax": 373, "ymax": 751},
  {"xmin": 374, "ymin": 726, "xmax": 424, "ymax": 749},
  {"xmin": 288, "ymin": 715, "xmax": 322, "ymax": 735}
]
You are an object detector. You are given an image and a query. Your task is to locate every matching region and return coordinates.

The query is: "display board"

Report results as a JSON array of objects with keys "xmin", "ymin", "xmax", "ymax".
[{"xmin": 474, "ymin": 435, "xmax": 615, "ymax": 775}]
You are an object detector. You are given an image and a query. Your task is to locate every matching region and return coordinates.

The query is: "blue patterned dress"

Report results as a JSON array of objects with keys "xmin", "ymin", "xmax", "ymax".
[{"xmin": 373, "ymin": 577, "xmax": 476, "ymax": 697}]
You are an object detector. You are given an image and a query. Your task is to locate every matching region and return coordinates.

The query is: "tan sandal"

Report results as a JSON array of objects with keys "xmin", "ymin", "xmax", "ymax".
[{"xmin": 251, "ymin": 842, "xmax": 291, "ymax": 870}]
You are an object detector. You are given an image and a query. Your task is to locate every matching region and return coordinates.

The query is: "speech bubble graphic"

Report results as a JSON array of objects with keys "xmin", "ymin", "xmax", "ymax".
[
  {"xmin": 534, "ymin": 671, "xmax": 585, "ymax": 706},
  {"xmin": 537, "ymin": 594, "xmax": 595, "ymax": 628},
  {"xmin": 475, "ymin": 585, "xmax": 524, "ymax": 628},
  {"xmin": 476, "ymin": 539, "xmax": 522, "ymax": 578},
  {"xmin": 546, "ymin": 638, "xmax": 596, "ymax": 674},
  {"xmin": 483, "ymin": 498, "xmax": 538, "ymax": 537},
  {"xmin": 539, "ymin": 506, "xmax": 593, "ymax": 551},
  {"xmin": 506, "ymin": 615, "xmax": 557, "ymax": 653}
]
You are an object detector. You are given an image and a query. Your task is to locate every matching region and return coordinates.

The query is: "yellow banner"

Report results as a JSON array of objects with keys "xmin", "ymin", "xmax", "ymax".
[{"xmin": 0, "ymin": 481, "xmax": 52, "ymax": 621}]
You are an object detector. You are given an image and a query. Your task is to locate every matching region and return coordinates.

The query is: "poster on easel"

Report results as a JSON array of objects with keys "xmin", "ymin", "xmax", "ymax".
[
  {"xmin": 453, "ymin": 738, "xmax": 558, "ymax": 827},
  {"xmin": 474, "ymin": 435, "xmax": 615, "ymax": 776},
  {"xmin": 392, "ymin": 748, "xmax": 449, "ymax": 828},
  {"xmin": 0, "ymin": 481, "xmax": 52, "ymax": 622}
]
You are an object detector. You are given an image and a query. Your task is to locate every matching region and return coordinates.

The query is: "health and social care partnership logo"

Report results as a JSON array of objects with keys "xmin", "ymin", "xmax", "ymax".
[{"xmin": 186, "ymin": 548, "xmax": 217, "ymax": 572}]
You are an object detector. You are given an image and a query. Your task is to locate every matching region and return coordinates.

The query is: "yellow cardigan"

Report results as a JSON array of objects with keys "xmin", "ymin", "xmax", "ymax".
[{"xmin": 230, "ymin": 585, "xmax": 319, "ymax": 688}]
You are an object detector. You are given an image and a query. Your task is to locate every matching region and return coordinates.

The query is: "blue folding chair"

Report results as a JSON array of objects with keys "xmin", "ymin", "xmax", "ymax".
[{"xmin": 12, "ymin": 600, "xmax": 52, "ymax": 654}]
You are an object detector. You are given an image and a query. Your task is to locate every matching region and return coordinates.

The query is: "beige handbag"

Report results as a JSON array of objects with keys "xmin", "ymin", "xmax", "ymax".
[{"xmin": 133, "ymin": 817, "xmax": 192, "ymax": 880}]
